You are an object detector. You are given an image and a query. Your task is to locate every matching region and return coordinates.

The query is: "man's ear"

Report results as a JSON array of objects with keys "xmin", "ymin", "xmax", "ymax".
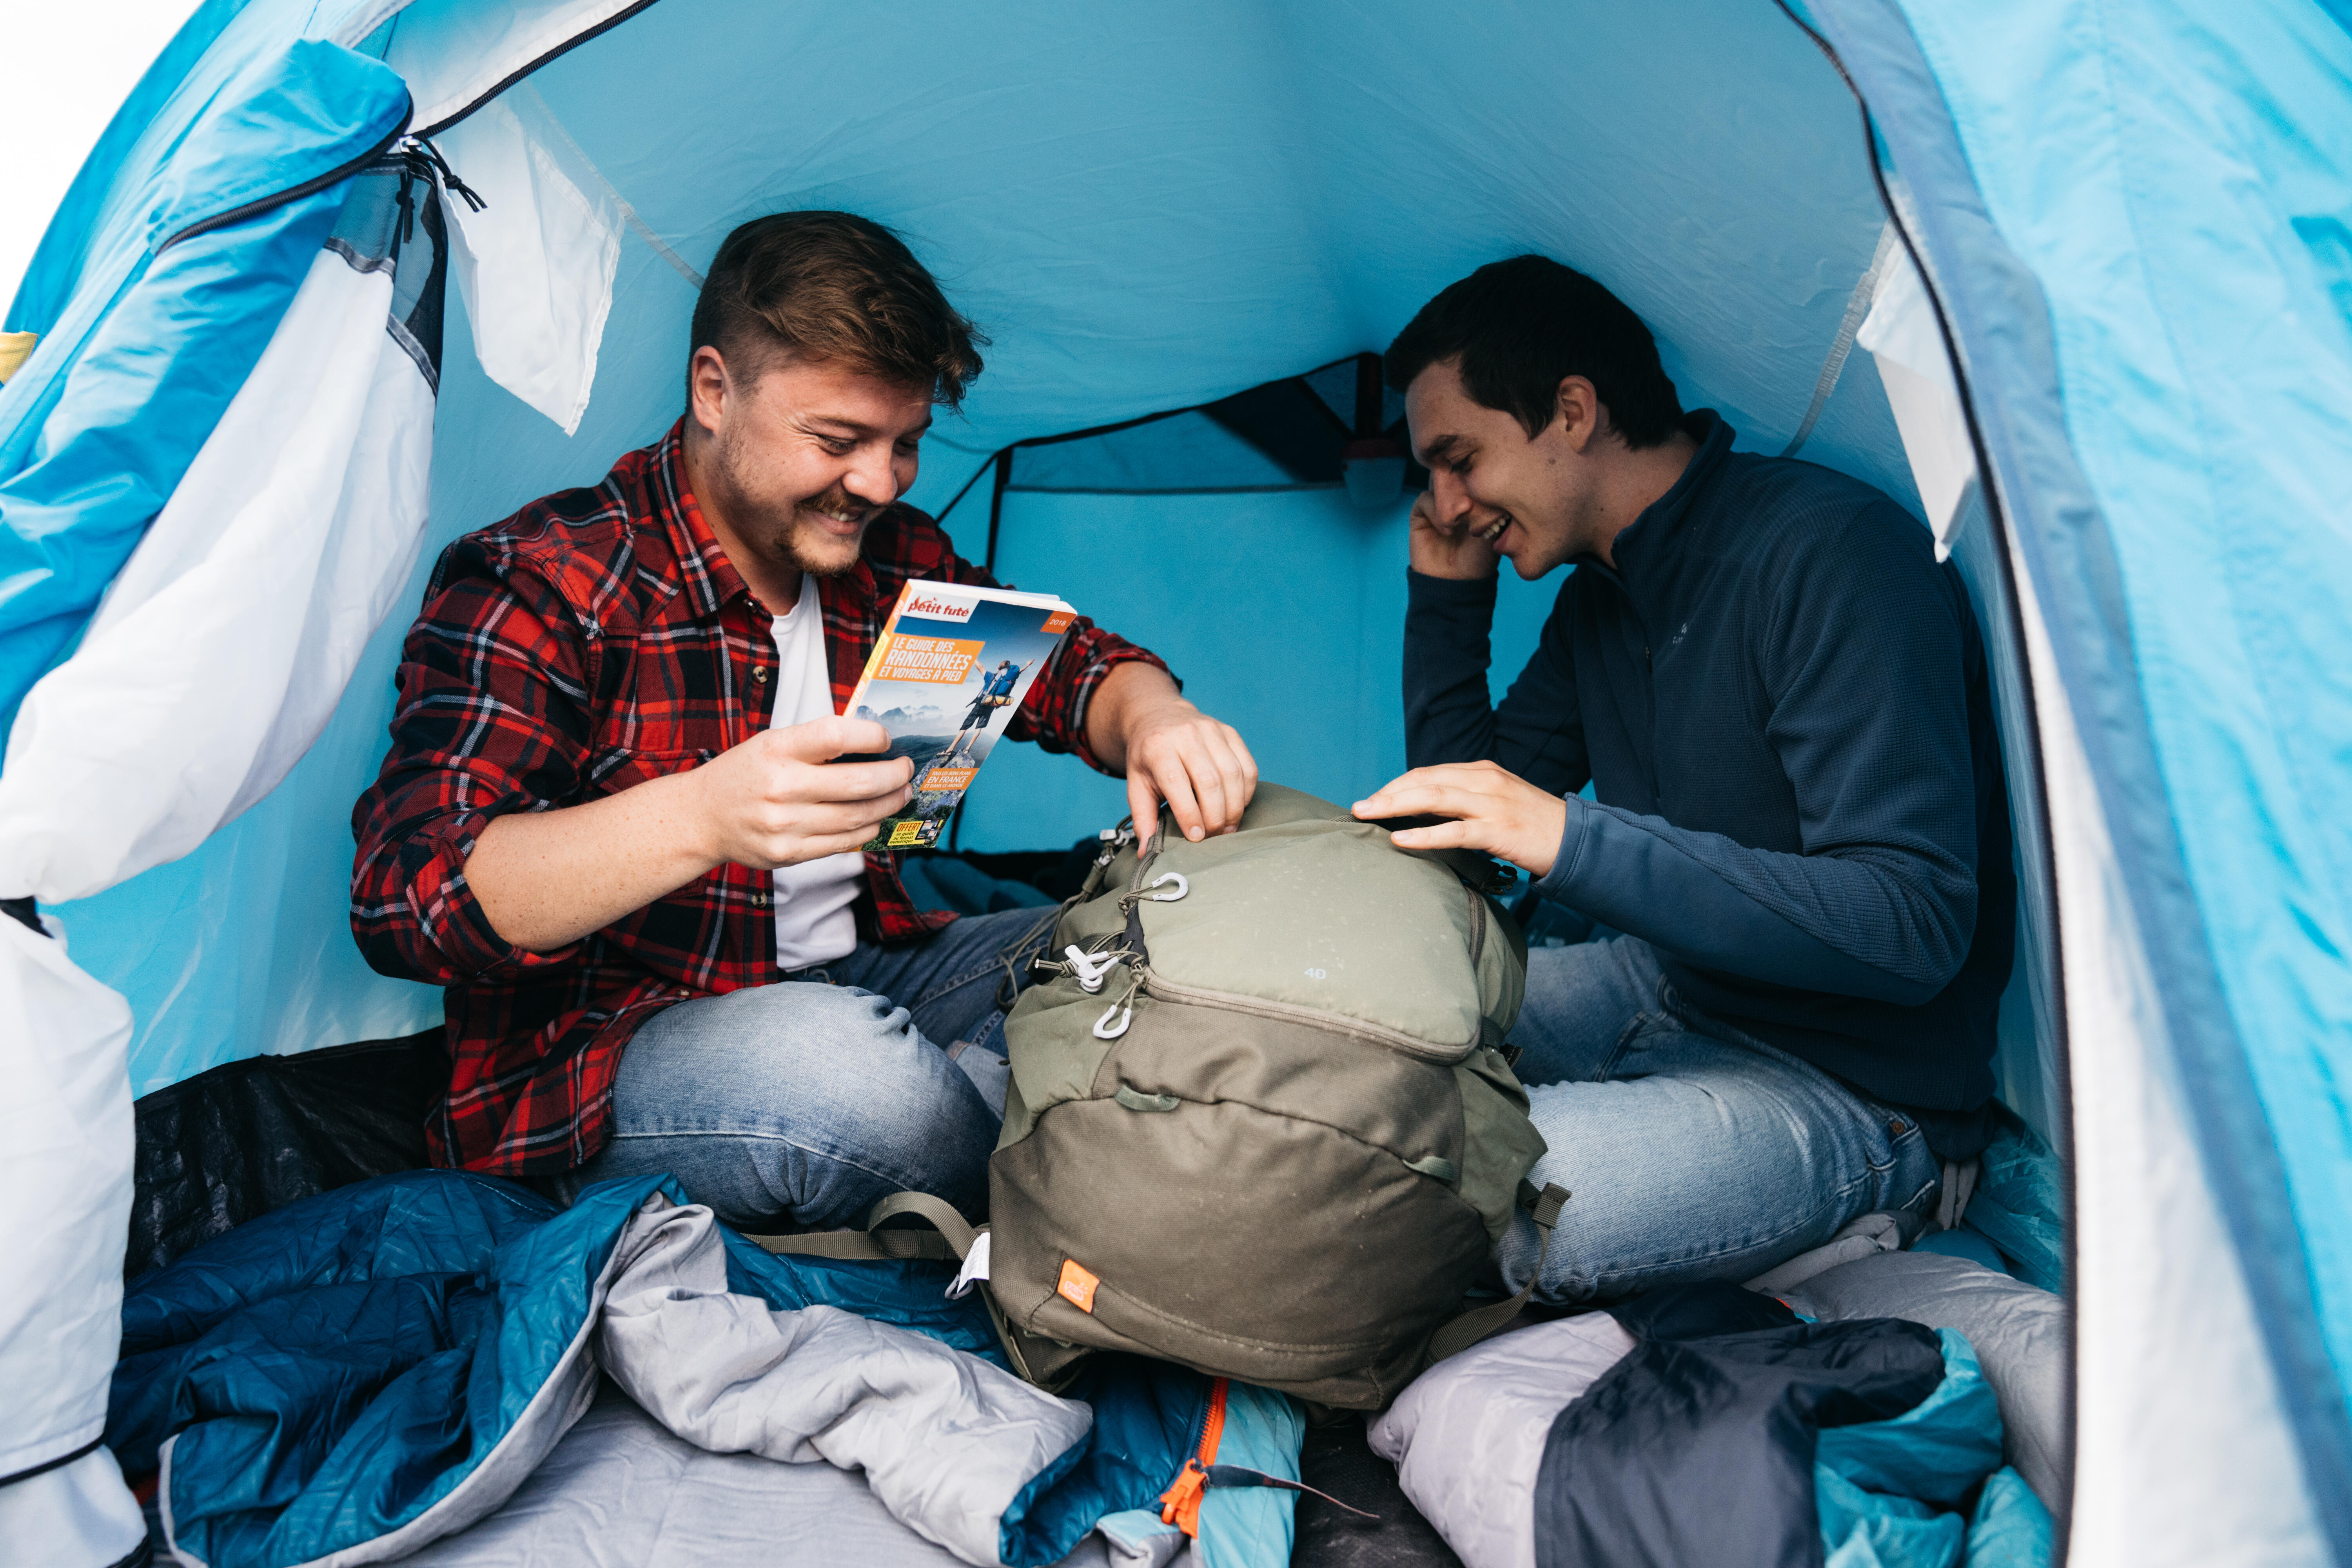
[
  {"xmin": 687, "ymin": 345, "xmax": 731, "ymax": 434},
  {"xmin": 1554, "ymin": 375, "xmax": 1603, "ymax": 452}
]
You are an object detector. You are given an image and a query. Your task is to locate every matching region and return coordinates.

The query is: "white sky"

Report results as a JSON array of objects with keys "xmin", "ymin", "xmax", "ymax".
[{"xmin": 2, "ymin": 1, "xmax": 206, "ymax": 321}]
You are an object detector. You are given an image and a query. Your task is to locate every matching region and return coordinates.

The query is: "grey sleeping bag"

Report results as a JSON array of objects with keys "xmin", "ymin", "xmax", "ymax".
[{"xmin": 398, "ymin": 1383, "xmax": 1114, "ymax": 1568}]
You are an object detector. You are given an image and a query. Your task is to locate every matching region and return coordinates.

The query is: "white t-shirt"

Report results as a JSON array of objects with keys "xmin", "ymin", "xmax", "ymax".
[{"xmin": 769, "ymin": 574, "xmax": 863, "ymax": 970}]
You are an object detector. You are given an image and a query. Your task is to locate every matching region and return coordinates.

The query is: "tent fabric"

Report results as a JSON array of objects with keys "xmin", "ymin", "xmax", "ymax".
[
  {"xmin": 1808, "ymin": 0, "xmax": 2352, "ymax": 1560},
  {"xmin": 0, "ymin": 90, "xmax": 439, "ymax": 1542},
  {"xmin": 0, "ymin": 160, "xmax": 443, "ymax": 903},
  {"xmin": 0, "ymin": 915, "xmax": 136, "ymax": 1474},
  {"xmin": 0, "ymin": 38, "xmax": 412, "ymax": 744},
  {"xmin": 1879, "ymin": 0, "xmax": 2352, "ymax": 1510},
  {"xmin": 125, "ymin": 1031, "xmax": 443, "ymax": 1279},
  {"xmin": 5, "ymin": 0, "xmax": 2352, "ymax": 1562}
]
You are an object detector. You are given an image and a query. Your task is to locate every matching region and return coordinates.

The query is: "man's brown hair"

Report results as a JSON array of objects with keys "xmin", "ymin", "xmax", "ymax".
[{"xmin": 689, "ymin": 211, "xmax": 986, "ymax": 407}]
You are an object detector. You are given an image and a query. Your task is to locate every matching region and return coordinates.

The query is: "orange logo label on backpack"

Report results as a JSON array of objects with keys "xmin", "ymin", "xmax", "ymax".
[{"xmin": 1057, "ymin": 1258, "xmax": 1100, "ymax": 1313}]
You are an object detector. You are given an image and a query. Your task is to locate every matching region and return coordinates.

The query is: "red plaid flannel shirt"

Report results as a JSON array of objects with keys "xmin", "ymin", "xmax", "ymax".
[{"xmin": 351, "ymin": 420, "xmax": 1167, "ymax": 1175}]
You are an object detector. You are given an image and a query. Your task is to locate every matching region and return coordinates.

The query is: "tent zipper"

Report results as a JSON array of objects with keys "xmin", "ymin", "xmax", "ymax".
[
  {"xmin": 157, "ymin": 118, "xmax": 411, "ymax": 254},
  {"xmin": 410, "ymin": 0, "xmax": 668, "ymax": 139}
]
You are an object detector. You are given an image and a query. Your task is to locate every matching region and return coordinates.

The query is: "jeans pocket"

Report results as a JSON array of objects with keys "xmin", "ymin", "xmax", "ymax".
[{"xmin": 1595, "ymin": 1011, "xmax": 1671, "ymax": 1080}]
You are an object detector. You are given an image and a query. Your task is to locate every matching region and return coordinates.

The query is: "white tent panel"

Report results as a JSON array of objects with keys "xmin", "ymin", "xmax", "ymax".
[
  {"xmin": 0, "ymin": 245, "xmax": 430, "ymax": 904},
  {"xmin": 0, "ymin": 1446, "xmax": 147, "ymax": 1568},
  {"xmin": 2014, "ymin": 551, "xmax": 2324, "ymax": 1563},
  {"xmin": 0, "ymin": 915, "xmax": 135, "ymax": 1476},
  {"xmin": 437, "ymin": 90, "xmax": 623, "ymax": 435}
]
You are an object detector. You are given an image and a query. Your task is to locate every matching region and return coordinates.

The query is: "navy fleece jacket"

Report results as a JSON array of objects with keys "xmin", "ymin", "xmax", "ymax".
[{"xmin": 1405, "ymin": 412, "xmax": 2014, "ymax": 1114}]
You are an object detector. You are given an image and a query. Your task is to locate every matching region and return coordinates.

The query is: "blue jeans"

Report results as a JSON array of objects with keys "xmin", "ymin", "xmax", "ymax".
[
  {"xmin": 1501, "ymin": 936, "xmax": 1941, "ymax": 1304},
  {"xmin": 561, "ymin": 906, "xmax": 1060, "ymax": 1230}
]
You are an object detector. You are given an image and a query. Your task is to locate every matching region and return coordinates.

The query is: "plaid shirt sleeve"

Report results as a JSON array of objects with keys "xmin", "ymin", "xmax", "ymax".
[{"xmin": 350, "ymin": 530, "xmax": 595, "ymax": 986}]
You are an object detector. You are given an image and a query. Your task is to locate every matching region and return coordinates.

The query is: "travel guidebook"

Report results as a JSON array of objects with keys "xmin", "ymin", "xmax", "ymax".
[{"xmin": 847, "ymin": 579, "xmax": 1077, "ymax": 850}]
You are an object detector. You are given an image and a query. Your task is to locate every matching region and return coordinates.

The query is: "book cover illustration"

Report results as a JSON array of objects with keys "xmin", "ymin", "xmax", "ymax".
[{"xmin": 848, "ymin": 581, "xmax": 1076, "ymax": 850}]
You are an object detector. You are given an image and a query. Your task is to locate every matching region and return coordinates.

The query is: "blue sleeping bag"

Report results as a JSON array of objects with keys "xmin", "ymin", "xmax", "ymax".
[{"xmin": 107, "ymin": 1169, "xmax": 1301, "ymax": 1568}]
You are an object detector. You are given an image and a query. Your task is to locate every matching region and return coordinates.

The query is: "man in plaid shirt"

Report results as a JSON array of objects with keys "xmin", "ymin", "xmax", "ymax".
[{"xmin": 353, "ymin": 212, "xmax": 1259, "ymax": 1228}]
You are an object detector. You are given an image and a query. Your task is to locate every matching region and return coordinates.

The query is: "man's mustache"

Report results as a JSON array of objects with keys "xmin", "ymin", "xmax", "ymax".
[{"xmin": 800, "ymin": 486, "xmax": 877, "ymax": 524}]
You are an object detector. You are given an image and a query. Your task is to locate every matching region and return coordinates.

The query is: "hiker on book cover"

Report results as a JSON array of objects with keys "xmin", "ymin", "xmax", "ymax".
[
  {"xmin": 1356, "ymin": 256, "xmax": 2013, "ymax": 1303},
  {"xmin": 352, "ymin": 211, "xmax": 1259, "ymax": 1229},
  {"xmin": 942, "ymin": 658, "xmax": 1033, "ymax": 767}
]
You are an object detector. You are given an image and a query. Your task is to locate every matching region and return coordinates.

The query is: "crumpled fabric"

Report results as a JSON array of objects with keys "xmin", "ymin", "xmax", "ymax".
[
  {"xmin": 1372, "ymin": 1280, "xmax": 2042, "ymax": 1568},
  {"xmin": 104, "ymin": 1169, "xmax": 1222, "ymax": 1568}
]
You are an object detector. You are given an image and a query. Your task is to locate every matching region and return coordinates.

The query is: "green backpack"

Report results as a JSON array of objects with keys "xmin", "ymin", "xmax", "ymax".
[
  {"xmin": 759, "ymin": 783, "xmax": 1566, "ymax": 1409},
  {"xmin": 983, "ymin": 783, "xmax": 1561, "ymax": 1408}
]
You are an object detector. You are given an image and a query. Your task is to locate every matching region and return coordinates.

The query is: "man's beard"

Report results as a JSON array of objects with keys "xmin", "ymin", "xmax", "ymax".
[
  {"xmin": 708, "ymin": 436, "xmax": 871, "ymax": 577},
  {"xmin": 773, "ymin": 484, "xmax": 871, "ymax": 579}
]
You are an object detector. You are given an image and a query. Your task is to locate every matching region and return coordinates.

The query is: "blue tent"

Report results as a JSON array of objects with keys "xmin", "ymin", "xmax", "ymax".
[{"xmin": 1, "ymin": 1, "xmax": 2347, "ymax": 1563}]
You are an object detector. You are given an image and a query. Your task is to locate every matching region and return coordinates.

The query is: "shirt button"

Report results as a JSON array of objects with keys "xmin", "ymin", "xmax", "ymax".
[
  {"xmin": 752, "ymin": 666, "xmax": 769, "ymax": 683},
  {"xmin": 751, "ymin": 891, "xmax": 769, "ymax": 907}
]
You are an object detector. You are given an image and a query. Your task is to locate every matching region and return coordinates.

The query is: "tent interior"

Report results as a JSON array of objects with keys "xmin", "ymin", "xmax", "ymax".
[
  {"xmin": 44, "ymin": 0, "xmax": 2066, "ymax": 1132},
  {"xmin": 8, "ymin": 0, "xmax": 2350, "ymax": 1564}
]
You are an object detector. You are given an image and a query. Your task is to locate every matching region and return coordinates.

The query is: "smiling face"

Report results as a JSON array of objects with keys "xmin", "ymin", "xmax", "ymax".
[
  {"xmin": 1404, "ymin": 357, "xmax": 1605, "ymax": 580},
  {"xmin": 685, "ymin": 345, "xmax": 933, "ymax": 594}
]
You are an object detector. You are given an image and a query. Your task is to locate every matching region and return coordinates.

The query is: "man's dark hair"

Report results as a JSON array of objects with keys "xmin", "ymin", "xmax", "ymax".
[
  {"xmin": 690, "ymin": 211, "xmax": 987, "ymax": 408},
  {"xmin": 1385, "ymin": 255, "xmax": 1682, "ymax": 448}
]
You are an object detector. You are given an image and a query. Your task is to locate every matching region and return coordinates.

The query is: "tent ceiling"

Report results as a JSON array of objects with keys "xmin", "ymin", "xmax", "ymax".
[{"xmin": 366, "ymin": 0, "xmax": 1919, "ymax": 521}]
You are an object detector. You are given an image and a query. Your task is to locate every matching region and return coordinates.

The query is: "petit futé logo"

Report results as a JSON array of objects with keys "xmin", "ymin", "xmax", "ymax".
[{"xmin": 904, "ymin": 592, "xmax": 975, "ymax": 623}]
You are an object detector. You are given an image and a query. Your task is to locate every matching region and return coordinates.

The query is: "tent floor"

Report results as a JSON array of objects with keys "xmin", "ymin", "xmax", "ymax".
[{"xmin": 1294, "ymin": 1423, "xmax": 1464, "ymax": 1568}]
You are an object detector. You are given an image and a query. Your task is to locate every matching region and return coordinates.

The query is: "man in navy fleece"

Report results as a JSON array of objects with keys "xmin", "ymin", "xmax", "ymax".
[{"xmin": 1352, "ymin": 256, "xmax": 2014, "ymax": 1302}]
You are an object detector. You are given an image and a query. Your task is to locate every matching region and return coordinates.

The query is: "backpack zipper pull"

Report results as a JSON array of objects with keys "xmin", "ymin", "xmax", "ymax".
[{"xmin": 1065, "ymin": 944, "xmax": 1121, "ymax": 993}]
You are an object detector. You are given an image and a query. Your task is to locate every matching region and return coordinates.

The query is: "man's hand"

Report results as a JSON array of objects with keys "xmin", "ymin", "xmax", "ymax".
[
  {"xmin": 687, "ymin": 716, "xmax": 915, "ymax": 869},
  {"xmin": 467, "ymin": 716, "xmax": 911, "ymax": 954},
  {"xmin": 1085, "ymin": 663, "xmax": 1259, "ymax": 842},
  {"xmin": 1408, "ymin": 488, "xmax": 1503, "ymax": 581},
  {"xmin": 1351, "ymin": 760, "xmax": 1568, "ymax": 877}
]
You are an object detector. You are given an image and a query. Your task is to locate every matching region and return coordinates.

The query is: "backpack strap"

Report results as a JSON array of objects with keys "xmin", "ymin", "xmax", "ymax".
[
  {"xmin": 1424, "ymin": 1181, "xmax": 1571, "ymax": 1363},
  {"xmin": 743, "ymin": 1190, "xmax": 978, "ymax": 1264},
  {"xmin": 747, "ymin": 1193, "xmax": 1078, "ymax": 1388}
]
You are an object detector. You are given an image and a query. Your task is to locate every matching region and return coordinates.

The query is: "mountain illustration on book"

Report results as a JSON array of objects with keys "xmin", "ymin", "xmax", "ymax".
[{"xmin": 844, "ymin": 581, "xmax": 1078, "ymax": 851}]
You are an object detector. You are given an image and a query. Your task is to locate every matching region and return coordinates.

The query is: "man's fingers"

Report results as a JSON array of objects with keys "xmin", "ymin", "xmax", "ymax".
[
  {"xmin": 1192, "ymin": 725, "xmax": 1253, "ymax": 833},
  {"xmin": 768, "ymin": 756, "xmax": 911, "ymax": 803},
  {"xmin": 1388, "ymin": 818, "xmax": 1480, "ymax": 853},
  {"xmin": 1224, "ymin": 723, "xmax": 1261, "ymax": 796},
  {"xmin": 791, "ymin": 828, "xmax": 889, "ymax": 862},
  {"xmin": 1151, "ymin": 755, "xmax": 1208, "ymax": 842},
  {"xmin": 1410, "ymin": 491, "xmax": 1456, "ymax": 535},
  {"xmin": 1353, "ymin": 762, "xmax": 1506, "ymax": 820},
  {"xmin": 1353, "ymin": 780, "xmax": 1485, "ymax": 823},
  {"xmin": 1126, "ymin": 773, "xmax": 1163, "ymax": 844},
  {"xmin": 770, "ymin": 715, "xmax": 893, "ymax": 762},
  {"xmin": 1352, "ymin": 765, "xmax": 1442, "ymax": 815},
  {"xmin": 1169, "ymin": 734, "xmax": 1229, "ymax": 838},
  {"xmin": 762, "ymin": 793, "xmax": 905, "ymax": 838}
]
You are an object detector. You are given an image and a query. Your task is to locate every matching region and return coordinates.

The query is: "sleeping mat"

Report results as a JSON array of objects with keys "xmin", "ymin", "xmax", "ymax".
[{"xmin": 105, "ymin": 1169, "xmax": 1301, "ymax": 1568}]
